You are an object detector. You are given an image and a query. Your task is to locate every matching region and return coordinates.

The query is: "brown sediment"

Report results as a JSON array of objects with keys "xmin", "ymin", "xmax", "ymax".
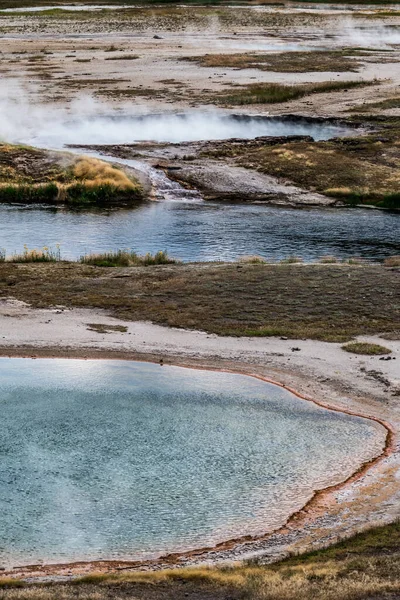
[{"xmin": 0, "ymin": 346, "xmax": 395, "ymax": 580}]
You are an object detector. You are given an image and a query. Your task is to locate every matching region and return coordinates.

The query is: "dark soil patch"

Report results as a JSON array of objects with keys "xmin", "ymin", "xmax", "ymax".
[{"xmin": 0, "ymin": 262, "xmax": 398, "ymax": 342}]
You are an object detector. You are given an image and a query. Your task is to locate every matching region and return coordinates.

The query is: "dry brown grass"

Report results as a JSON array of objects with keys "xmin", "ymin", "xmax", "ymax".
[
  {"xmin": 1, "ymin": 522, "xmax": 400, "ymax": 599},
  {"xmin": 384, "ymin": 255, "xmax": 400, "ymax": 267},
  {"xmin": 226, "ymin": 133, "xmax": 400, "ymax": 207},
  {"xmin": 184, "ymin": 50, "xmax": 362, "ymax": 73},
  {"xmin": 0, "ymin": 262, "xmax": 398, "ymax": 342},
  {"xmin": 319, "ymin": 255, "xmax": 338, "ymax": 264},
  {"xmin": 238, "ymin": 255, "xmax": 268, "ymax": 264},
  {"xmin": 0, "ymin": 148, "xmax": 143, "ymax": 205},
  {"xmin": 72, "ymin": 157, "xmax": 136, "ymax": 191}
]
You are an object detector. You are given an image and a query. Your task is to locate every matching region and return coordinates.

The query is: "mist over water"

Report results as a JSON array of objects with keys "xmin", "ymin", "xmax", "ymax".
[
  {"xmin": 0, "ymin": 82, "xmax": 398, "ymax": 262},
  {"xmin": 0, "ymin": 84, "xmax": 348, "ymax": 146},
  {"xmin": 332, "ymin": 21, "xmax": 400, "ymax": 47}
]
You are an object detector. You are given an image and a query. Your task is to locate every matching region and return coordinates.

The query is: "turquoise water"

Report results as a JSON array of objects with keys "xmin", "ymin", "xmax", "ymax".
[{"xmin": 0, "ymin": 359, "xmax": 385, "ymax": 567}]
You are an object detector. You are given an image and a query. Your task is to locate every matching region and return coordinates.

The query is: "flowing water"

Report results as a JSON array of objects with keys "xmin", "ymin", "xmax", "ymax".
[
  {"xmin": 0, "ymin": 359, "xmax": 385, "ymax": 567},
  {"xmin": 1, "ymin": 201, "xmax": 399, "ymax": 261},
  {"xmin": 0, "ymin": 109, "xmax": 398, "ymax": 261}
]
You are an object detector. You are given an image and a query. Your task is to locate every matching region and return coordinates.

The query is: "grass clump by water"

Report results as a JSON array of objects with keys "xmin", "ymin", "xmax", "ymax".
[
  {"xmin": 80, "ymin": 250, "xmax": 177, "ymax": 267},
  {"xmin": 0, "ymin": 149, "xmax": 144, "ymax": 207},
  {"xmin": 9, "ymin": 245, "xmax": 61, "ymax": 263},
  {"xmin": 384, "ymin": 255, "xmax": 400, "ymax": 267},
  {"xmin": 219, "ymin": 79, "xmax": 377, "ymax": 106},
  {"xmin": 342, "ymin": 341, "xmax": 392, "ymax": 355},
  {"xmin": 280, "ymin": 255, "xmax": 304, "ymax": 264},
  {"xmin": 0, "ymin": 183, "xmax": 59, "ymax": 204},
  {"xmin": 324, "ymin": 187, "xmax": 400, "ymax": 209},
  {"xmin": 238, "ymin": 255, "xmax": 268, "ymax": 264},
  {"xmin": 319, "ymin": 255, "xmax": 338, "ymax": 263},
  {"xmin": 62, "ymin": 157, "xmax": 143, "ymax": 205}
]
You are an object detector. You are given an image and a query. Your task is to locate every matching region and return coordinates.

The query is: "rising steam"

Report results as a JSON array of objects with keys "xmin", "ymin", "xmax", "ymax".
[{"xmin": 0, "ymin": 80, "xmax": 348, "ymax": 148}]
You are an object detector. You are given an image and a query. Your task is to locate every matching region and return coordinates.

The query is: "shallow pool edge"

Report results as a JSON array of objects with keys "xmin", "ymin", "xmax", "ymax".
[{"xmin": 0, "ymin": 350, "xmax": 394, "ymax": 580}]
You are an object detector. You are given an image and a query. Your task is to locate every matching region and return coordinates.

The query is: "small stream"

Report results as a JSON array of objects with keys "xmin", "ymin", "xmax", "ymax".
[
  {"xmin": 1, "ymin": 199, "xmax": 398, "ymax": 261},
  {"xmin": 1, "ymin": 111, "xmax": 398, "ymax": 261}
]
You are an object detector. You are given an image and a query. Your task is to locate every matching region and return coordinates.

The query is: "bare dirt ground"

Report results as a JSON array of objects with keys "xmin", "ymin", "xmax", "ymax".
[{"xmin": 1, "ymin": 5, "xmax": 400, "ymax": 115}]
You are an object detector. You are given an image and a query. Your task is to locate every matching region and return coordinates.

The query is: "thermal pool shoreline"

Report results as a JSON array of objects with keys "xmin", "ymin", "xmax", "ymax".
[{"xmin": 0, "ymin": 300, "xmax": 398, "ymax": 581}]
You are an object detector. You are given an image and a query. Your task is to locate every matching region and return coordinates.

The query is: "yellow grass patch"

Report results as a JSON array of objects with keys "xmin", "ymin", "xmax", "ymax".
[{"xmin": 73, "ymin": 157, "xmax": 136, "ymax": 190}]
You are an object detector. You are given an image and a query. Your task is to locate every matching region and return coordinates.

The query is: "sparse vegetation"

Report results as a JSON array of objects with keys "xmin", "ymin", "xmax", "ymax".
[
  {"xmin": 105, "ymin": 54, "xmax": 139, "ymax": 61},
  {"xmin": 0, "ymin": 149, "xmax": 144, "ymax": 206},
  {"xmin": 0, "ymin": 262, "xmax": 397, "ymax": 342},
  {"xmin": 86, "ymin": 323, "xmax": 128, "ymax": 333},
  {"xmin": 198, "ymin": 120, "xmax": 400, "ymax": 209},
  {"xmin": 319, "ymin": 255, "xmax": 338, "ymax": 263},
  {"xmin": 80, "ymin": 250, "xmax": 177, "ymax": 267},
  {"xmin": 184, "ymin": 49, "xmax": 363, "ymax": 73},
  {"xmin": 280, "ymin": 255, "xmax": 303, "ymax": 264},
  {"xmin": 238, "ymin": 255, "xmax": 267, "ymax": 264},
  {"xmin": 384, "ymin": 255, "xmax": 400, "ymax": 267},
  {"xmin": 342, "ymin": 341, "xmax": 392, "ymax": 355},
  {"xmin": 348, "ymin": 96, "xmax": 400, "ymax": 112},
  {"xmin": 1, "ymin": 521, "xmax": 400, "ymax": 599},
  {"xmin": 219, "ymin": 79, "xmax": 377, "ymax": 106},
  {"xmin": 9, "ymin": 245, "xmax": 61, "ymax": 263}
]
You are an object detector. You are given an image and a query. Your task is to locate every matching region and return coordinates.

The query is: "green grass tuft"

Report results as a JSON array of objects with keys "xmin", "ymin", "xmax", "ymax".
[
  {"xmin": 280, "ymin": 255, "xmax": 304, "ymax": 264},
  {"xmin": 80, "ymin": 250, "xmax": 178, "ymax": 267},
  {"xmin": 0, "ymin": 183, "xmax": 58, "ymax": 204},
  {"xmin": 341, "ymin": 341, "xmax": 392, "ymax": 355},
  {"xmin": 220, "ymin": 79, "xmax": 378, "ymax": 106},
  {"xmin": 9, "ymin": 245, "xmax": 61, "ymax": 263}
]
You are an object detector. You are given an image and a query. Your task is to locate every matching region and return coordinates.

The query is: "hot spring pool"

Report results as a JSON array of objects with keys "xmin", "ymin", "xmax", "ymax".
[{"xmin": 0, "ymin": 359, "xmax": 385, "ymax": 567}]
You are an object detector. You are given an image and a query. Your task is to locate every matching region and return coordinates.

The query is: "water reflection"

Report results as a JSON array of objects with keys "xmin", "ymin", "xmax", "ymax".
[{"xmin": 0, "ymin": 202, "xmax": 398, "ymax": 261}]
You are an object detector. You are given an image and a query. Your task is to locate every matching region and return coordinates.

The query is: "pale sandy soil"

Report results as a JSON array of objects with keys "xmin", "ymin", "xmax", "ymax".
[
  {"xmin": 0, "ymin": 297, "xmax": 398, "ymax": 580},
  {"xmin": 1, "ymin": 5, "xmax": 400, "ymax": 116}
]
